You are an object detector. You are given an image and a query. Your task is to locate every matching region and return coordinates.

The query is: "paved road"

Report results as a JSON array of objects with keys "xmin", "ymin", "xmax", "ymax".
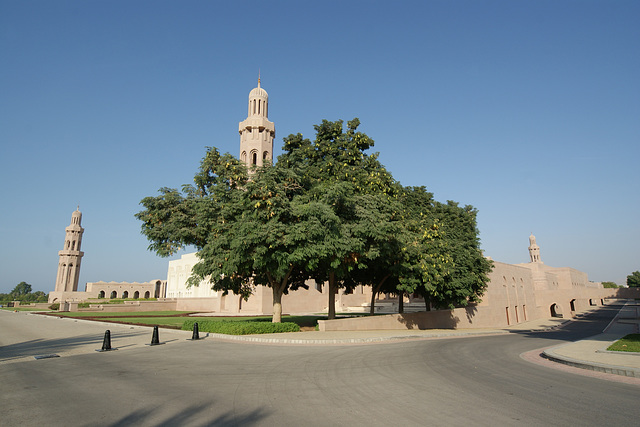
[{"xmin": 1, "ymin": 306, "xmax": 639, "ymax": 426}]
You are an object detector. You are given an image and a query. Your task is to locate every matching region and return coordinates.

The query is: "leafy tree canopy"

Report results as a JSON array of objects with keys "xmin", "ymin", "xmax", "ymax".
[
  {"xmin": 627, "ymin": 271, "xmax": 640, "ymax": 288},
  {"xmin": 601, "ymin": 281, "xmax": 619, "ymax": 288},
  {"xmin": 136, "ymin": 118, "xmax": 493, "ymax": 321},
  {"xmin": 11, "ymin": 281, "xmax": 32, "ymax": 296},
  {"xmin": 1, "ymin": 282, "xmax": 48, "ymax": 303}
]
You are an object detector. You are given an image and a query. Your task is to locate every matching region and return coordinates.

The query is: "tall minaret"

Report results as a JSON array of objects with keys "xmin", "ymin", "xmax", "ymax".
[
  {"xmin": 238, "ymin": 76, "xmax": 275, "ymax": 167},
  {"xmin": 54, "ymin": 208, "xmax": 85, "ymax": 293},
  {"xmin": 528, "ymin": 233, "xmax": 542, "ymax": 263}
]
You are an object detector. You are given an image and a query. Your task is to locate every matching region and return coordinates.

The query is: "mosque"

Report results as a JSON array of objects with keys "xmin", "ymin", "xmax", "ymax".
[{"xmin": 50, "ymin": 79, "xmax": 630, "ymax": 329}]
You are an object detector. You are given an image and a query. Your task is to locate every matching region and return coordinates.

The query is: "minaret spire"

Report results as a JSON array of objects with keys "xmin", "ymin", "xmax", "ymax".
[
  {"xmin": 51, "ymin": 208, "xmax": 85, "ymax": 300},
  {"xmin": 528, "ymin": 233, "xmax": 542, "ymax": 263},
  {"xmin": 238, "ymin": 76, "xmax": 275, "ymax": 168}
]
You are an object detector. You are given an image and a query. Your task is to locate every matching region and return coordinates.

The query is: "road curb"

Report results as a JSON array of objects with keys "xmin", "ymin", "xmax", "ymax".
[
  {"xmin": 541, "ymin": 347, "xmax": 640, "ymax": 378},
  {"xmin": 205, "ymin": 329, "xmax": 510, "ymax": 345}
]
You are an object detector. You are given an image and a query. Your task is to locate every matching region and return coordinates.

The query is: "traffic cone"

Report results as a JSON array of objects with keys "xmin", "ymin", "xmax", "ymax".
[{"xmin": 190, "ymin": 322, "xmax": 200, "ymax": 340}]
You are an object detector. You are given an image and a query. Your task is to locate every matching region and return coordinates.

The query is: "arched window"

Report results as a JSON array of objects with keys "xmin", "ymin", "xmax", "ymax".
[
  {"xmin": 241, "ymin": 151, "xmax": 247, "ymax": 163},
  {"xmin": 99, "ymin": 290, "xmax": 105, "ymax": 298},
  {"xmin": 252, "ymin": 152, "xmax": 257, "ymax": 165},
  {"xmin": 263, "ymin": 151, "xmax": 269, "ymax": 160},
  {"xmin": 134, "ymin": 291, "xmax": 140, "ymax": 299},
  {"xmin": 110, "ymin": 291, "xmax": 117, "ymax": 299},
  {"xmin": 122, "ymin": 291, "xmax": 129, "ymax": 299},
  {"xmin": 144, "ymin": 291, "xmax": 150, "ymax": 299}
]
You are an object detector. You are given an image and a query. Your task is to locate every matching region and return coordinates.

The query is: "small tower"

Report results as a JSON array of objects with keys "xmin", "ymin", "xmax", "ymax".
[
  {"xmin": 54, "ymin": 208, "xmax": 85, "ymax": 293},
  {"xmin": 528, "ymin": 233, "xmax": 542, "ymax": 263},
  {"xmin": 238, "ymin": 77, "xmax": 275, "ymax": 168}
]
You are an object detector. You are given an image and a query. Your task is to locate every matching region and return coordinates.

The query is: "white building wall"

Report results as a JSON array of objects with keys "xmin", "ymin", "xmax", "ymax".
[{"xmin": 167, "ymin": 253, "xmax": 218, "ymax": 298}]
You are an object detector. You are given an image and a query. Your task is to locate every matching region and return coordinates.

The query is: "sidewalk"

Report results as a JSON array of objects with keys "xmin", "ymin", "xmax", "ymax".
[{"xmin": 541, "ymin": 303, "xmax": 640, "ymax": 377}]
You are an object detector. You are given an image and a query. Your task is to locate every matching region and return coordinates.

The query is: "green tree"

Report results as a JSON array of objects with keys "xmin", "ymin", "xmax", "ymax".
[
  {"xmin": 375, "ymin": 187, "xmax": 492, "ymax": 313},
  {"xmin": 426, "ymin": 201, "xmax": 493, "ymax": 309},
  {"xmin": 138, "ymin": 147, "xmax": 324, "ymax": 322},
  {"xmin": 190, "ymin": 161, "xmax": 323, "ymax": 322},
  {"xmin": 2, "ymin": 283, "xmax": 48, "ymax": 303},
  {"xmin": 137, "ymin": 118, "xmax": 493, "ymax": 321},
  {"xmin": 627, "ymin": 271, "xmax": 640, "ymax": 288},
  {"xmin": 601, "ymin": 281, "xmax": 619, "ymax": 288},
  {"xmin": 10, "ymin": 282, "xmax": 32, "ymax": 298},
  {"xmin": 394, "ymin": 186, "xmax": 453, "ymax": 311},
  {"xmin": 280, "ymin": 119, "xmax": 399, "ymax": 319},
  {"xmin": 342, "ymin": 191, "xmax": 406, "ymax": 314}
]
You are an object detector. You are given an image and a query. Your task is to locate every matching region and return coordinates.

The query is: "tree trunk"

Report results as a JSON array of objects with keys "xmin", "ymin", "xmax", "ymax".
[
  {"xmin": 369, "ymin": 275, "xmax": 389, "ymax": 315},
  {"xmin": 425, "ymin": 296, "xmax": 431, "ymax": 312},
  {"xmin": 268, "ymin": 269, "xmax": 292, "ymax": 323},
  {"xmin": 272, "ymin": 286, "xmax": 283, "ymax": 323},
  {"xmin": 369, "ymin": 290, "xmax": 377, "ymax": 315},
  {"xmin": 398, "ymin": 292, "xmax": 404, "ymax": 314},
  {"xmin": 328, "ymin": 272, "xmax": 337, "ymax": 320}
]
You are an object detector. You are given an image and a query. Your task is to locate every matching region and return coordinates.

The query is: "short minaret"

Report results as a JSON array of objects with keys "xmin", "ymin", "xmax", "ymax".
[
  {"xmin": 238, "ymin": 77, "xmax": 275, "ymax": 167},
  {"xmin": 54, "ymin": 208, "xmax": 85, "ymax": 293},
  {"xmin": 528, "ymin": 233, "xmax": 542, "ymax": 263}
]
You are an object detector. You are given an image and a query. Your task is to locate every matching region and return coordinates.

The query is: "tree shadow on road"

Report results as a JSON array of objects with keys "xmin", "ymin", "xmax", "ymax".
[{"xmin": 99, "ymin": 403, "xmax": 271, "ymax": 427}]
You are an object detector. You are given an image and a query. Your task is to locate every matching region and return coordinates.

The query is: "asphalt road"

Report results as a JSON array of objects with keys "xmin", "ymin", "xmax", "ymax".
[{"xmin": 1, "ymin": 305, "xmax": 639, "ymax": 426}]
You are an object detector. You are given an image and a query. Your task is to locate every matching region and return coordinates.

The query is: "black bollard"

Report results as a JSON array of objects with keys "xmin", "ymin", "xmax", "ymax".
[
  {"xmin": 191, "ymin": 322, "xmax": 200, "ymax": 340},
  {"xmin": 150, "ymin": 325, "xmax": 160, "ymax": 345},
  {"xmin": 96, "ymin": 330, "xmax": 117, "ymax": 352}
]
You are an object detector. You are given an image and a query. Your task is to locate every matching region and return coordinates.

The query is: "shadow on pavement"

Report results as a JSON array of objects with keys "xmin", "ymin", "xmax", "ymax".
[
  {"xmin": 508, "ymin": 304, "xmax": 624, "ymax": 343},
  {"xmin": 102, "ymin": 403, "xmax": 271, "ymax": 427},
  {"xmin": 0, "ymin": 331, "xmax": 148, "ymax": 361}
]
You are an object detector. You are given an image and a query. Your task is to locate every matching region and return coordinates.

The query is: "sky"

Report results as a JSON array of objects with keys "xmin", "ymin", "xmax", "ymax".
[{"xmin": 1, "ymin": 0, "xmax": 638, "ymax": 294}]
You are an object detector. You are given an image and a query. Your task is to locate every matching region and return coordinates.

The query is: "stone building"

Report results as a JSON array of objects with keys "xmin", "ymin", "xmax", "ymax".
[{"xmin": 84, "ymin": 280, "xmax": 166, "ymax": 300}]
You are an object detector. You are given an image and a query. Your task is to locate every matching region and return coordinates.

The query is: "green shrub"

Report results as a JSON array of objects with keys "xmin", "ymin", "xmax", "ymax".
[
  {"xmin": 182, "ymin": 319, "xmax": 300, "ymax": 335},
  {"xmin": 78, "ymin": 302, "xmax": 91, "ymax": 308},
  {"xmin": 49, "ymin": 303, "xmax": 60, "ymax": 310}
]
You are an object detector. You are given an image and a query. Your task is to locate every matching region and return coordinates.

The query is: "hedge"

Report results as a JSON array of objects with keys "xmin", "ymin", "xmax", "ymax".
[{"xmin": 182, "ymin": 319, "xmax": 300, "ymax": 335}]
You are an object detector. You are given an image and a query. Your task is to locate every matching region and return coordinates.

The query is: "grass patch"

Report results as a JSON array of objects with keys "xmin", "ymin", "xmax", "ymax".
[
  {"xmin": 51, "ymin": 311, "xmax": 193, "ymax": 318},
  {"xmin": 182, "ymin": 319, "xmax": 300, "ymax": 335},
  {"xmin": 83, "ymin": 298, "xmax": 158, "ymax": 305},
  {"xmin": 105, "ymin": 317, "xmax": 189, "ymax": 327},
  {"xmin": 41, "ymin": 311, "xmax": 325, "ymax": 332},
  {"xmin": 607, "ymin": 334, "xmax": 640, "ymax": 352}
]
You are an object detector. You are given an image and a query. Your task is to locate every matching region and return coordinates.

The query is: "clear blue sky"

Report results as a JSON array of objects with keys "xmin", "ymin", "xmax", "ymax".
[{"xmin": 1, "ymin": 1, "xmax": 638, "ymax": 294}]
